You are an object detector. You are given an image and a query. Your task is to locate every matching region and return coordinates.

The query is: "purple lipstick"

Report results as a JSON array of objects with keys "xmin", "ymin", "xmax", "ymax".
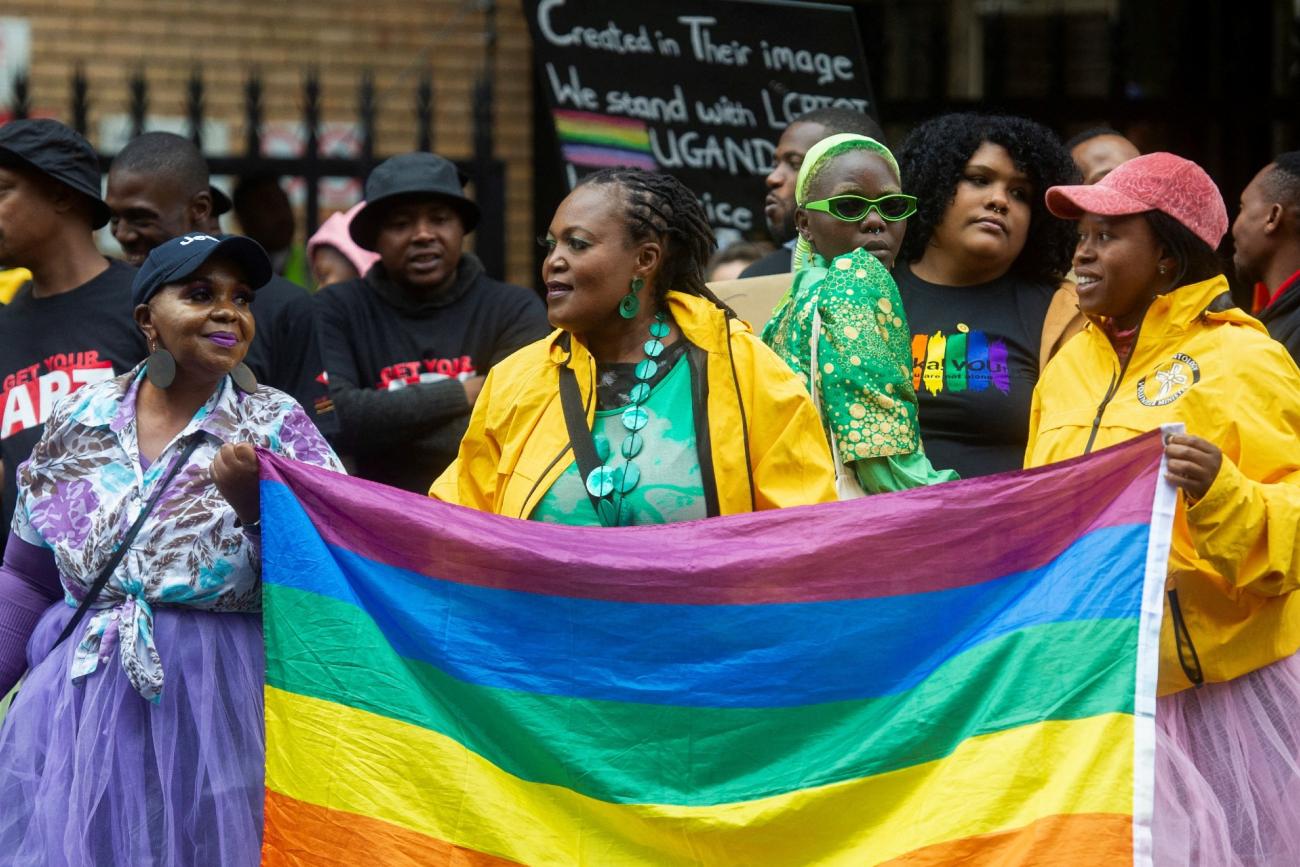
[{"xmin": 207, "ymin": 332, "xmax": 238, "ymax": 348}]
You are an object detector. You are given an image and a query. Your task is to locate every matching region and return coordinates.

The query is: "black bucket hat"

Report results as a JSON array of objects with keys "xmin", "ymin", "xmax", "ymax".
[
  {"xmin": 0, "ymin": 118, "xmax": 111, "ymax": 229},
  {"xmin": 349, "ymin": 152, "xmax": 480, "ymax": 250}
]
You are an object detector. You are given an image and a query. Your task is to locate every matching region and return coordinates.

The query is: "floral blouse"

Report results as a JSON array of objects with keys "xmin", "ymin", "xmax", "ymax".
[{"xmin": 11, "ymin": 365, "xmax": 343, "ymax": 702}]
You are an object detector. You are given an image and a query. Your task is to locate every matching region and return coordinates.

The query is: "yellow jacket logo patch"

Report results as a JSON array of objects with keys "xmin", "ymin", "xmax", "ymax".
[{"xmin": 1136, "ymin": 353, "xmax": 1200, "ymax": 406}]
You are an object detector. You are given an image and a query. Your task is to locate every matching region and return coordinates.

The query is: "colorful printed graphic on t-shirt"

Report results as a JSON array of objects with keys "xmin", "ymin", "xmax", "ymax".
[{"xmin": 911, "ymin": 328, "xmax": 1010, "ymax": 396}]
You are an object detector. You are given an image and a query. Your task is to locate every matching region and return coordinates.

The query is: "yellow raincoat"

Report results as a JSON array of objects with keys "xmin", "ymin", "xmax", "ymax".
[
  {"xmin": 431, "ymin": 291, "xmax": 836, "ymax": 518},
  {"xmin": 0, "ymin": 268, "xmax": 31, "ymax": 304},
  {"xmin": 1026, "ymin": 275, "xmax": 1300, "ymax": 695}
]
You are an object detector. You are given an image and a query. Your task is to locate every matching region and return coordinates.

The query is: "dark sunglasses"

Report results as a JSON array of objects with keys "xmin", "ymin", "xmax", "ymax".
[{"xmin": 803, "ymin": 193, "xmax": 918, "ymax": 222}]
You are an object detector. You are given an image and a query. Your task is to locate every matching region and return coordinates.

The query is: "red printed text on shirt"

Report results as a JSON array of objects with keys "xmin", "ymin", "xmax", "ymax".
[{"xmin": 1, "ymin": 351, "xmax": 116, "ymax": 438}]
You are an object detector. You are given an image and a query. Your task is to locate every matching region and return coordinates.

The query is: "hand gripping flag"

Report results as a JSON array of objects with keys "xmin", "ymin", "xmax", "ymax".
[{"xmin": 259, "ymin": 429, "xmax": 1174, "ymax": 866}]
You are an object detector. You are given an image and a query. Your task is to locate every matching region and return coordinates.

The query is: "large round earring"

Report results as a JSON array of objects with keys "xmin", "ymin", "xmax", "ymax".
[
  {"xmin": 145, "ymin": 343, "xmax": 176, "ymax": 389},
  {"xmin": 619, "ymin": 277, "xmax": 645, "ymax": 320},
  {"xmin": 230, "ymin": 363, "xmax": 258, "ymax": 395}
]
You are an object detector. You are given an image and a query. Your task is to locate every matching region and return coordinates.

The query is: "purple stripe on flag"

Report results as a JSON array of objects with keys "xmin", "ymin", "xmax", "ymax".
[
  {"xmin": 562, "ymin": 144, "xmax": 657, "ymax": 171},
  {"xmin": 259, "ymin": 430, "xmax": 1164, "ymax": 606}
]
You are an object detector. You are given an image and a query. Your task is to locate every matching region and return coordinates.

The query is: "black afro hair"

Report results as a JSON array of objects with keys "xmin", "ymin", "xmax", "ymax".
[{"xmin": 898, "ymin": 113, "xmax": 1080, "ymax": 284}]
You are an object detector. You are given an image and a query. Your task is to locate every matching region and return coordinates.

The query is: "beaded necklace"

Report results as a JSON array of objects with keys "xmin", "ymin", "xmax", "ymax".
[{"xmin": 583, "ymin": 310, "xmax": 671, "ymax": 527}]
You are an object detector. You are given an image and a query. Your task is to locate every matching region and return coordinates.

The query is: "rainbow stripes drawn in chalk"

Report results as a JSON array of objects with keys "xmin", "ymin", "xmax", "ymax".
[
  {"xmin": 554, "ymin": 109, "xmax": 657, "ymax": 172},
  {"xmin": 912, "ymin": 329, "xmax": 1011, "ymax": 396},
  {"xmin": 258, "ymin": 430, "xmax": 1172, "ymax": 866}
]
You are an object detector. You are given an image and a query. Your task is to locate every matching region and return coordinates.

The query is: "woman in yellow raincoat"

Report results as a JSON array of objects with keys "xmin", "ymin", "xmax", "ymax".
[{"xmin": 1026, "ymin": 152, "xmax": 1300, "ymax": 865}]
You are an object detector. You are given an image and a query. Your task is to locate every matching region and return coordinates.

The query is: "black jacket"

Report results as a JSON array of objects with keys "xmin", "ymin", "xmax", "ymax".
[
  {"xmin": 244, "ymin": 274, "xmax": 338, "ymax": 439},
  {"xmin": 1259, "ymin": 280, "xmax": 1300, "ymax": 366},
  {"xmin": 738, "ymin": 246, "xmax": 793, "ymax": 279}
]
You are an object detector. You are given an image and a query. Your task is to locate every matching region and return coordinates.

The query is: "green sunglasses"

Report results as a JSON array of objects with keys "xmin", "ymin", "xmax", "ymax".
[{"xmin": 803, "ymin": 193, "xmax": 918, "ymax": 223}]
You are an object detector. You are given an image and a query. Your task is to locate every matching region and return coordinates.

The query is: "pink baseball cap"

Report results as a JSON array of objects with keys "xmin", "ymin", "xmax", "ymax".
[
  {"xmin": 1045, "ymin": 152, "xmax": 1228, "ymax": 249},
  {"xmin": 307, "ymin": 202, "xmax": 381, "ymax": 278}
]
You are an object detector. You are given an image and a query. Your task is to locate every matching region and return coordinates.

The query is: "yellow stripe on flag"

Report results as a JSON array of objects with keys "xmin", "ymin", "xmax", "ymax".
[{"xmin": 265, "ymin": 687, "xmax": 1135, "ymax": 866}]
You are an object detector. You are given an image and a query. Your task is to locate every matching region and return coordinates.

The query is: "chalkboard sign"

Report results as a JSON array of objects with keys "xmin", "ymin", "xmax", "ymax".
[{"xmin": 528, "ymin": 0, "xmax": 875, "ymax": 240}]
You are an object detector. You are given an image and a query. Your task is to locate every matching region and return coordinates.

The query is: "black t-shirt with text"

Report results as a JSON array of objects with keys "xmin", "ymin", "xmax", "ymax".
[
  {"xmin": 0, "ymin": 260, "xmax": 148, "ymax": 551},
  {"xmin": 316, "ymin": 257, "xmax": 550, "ymax": 493},
  {"xmin": 894, "ymin": 264, "xmax": 1055, "ymax": 479}
]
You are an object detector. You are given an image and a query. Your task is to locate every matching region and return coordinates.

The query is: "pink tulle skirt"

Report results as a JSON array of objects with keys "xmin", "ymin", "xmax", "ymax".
[{"xmin": 1155, "ymin": 651, "xmax": 1300, "ymax": 865}]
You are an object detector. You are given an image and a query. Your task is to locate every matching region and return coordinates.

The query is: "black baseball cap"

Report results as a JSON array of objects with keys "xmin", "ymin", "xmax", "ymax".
[
  {"xmin": 349, "ymin": 152, "xmax": 480, "ymax": 250},
  {"xmin": 0, "ymin": 118, "xmax": 111, "ymax": 229},
  {"xmin": 132, "ymin": 233, "xmax": 272, "ymax": 307}
]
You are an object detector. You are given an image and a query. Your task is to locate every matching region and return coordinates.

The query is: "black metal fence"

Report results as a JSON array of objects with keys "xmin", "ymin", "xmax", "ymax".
[{"xmin": 7, "ymin": 57, "xmax": 507, "ymax": 279}]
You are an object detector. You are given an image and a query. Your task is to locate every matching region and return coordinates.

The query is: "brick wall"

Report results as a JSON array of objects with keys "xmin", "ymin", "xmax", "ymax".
[{"xmin": 4, "ymin": 0, "xmax": 536, "ymax": 287}]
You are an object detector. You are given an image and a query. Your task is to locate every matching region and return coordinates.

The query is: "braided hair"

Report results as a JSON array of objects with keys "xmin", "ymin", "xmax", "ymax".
[{"xmin": 577, "ymin": 168, "xmax": 735, "ymax": 315}]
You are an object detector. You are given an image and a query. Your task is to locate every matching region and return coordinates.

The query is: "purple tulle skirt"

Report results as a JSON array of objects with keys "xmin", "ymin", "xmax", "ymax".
[
  {"xmin": 1155, "ymin": 651, "xmax": 1300, "ymax": 865},
  {"xmin": 0, "ymin": 603, "xmax": 264, "ymax": 866}
]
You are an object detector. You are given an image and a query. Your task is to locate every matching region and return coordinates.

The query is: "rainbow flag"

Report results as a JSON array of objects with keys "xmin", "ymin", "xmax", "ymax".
[
  {"xmin": 553, "ymin": 109, "xmax": 657, "ymax": 172},
  {"xmin": 259, "ymin": 430, "xmax": 1173, "ymax": 866}
]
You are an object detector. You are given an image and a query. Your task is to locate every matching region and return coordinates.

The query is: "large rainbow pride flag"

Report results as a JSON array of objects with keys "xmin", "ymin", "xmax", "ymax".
[{"xmin": 259, "ymin": 429, "xmax": 1174, "ymax": 866}]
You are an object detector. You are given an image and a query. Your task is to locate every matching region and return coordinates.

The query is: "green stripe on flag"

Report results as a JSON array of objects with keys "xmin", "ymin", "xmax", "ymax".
[{"xmin": 264, "ymin": 583, "xmax": 1137, "ymax": 807}]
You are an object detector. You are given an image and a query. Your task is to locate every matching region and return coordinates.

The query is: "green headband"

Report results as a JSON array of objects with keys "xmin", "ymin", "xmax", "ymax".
[
  {"xmin": 795, "ymin": 133, "xmax": 900, "ymax": 205},
  {"xmin": 792, "ymin": 133, "xmax": 901, "ymax": 271}
]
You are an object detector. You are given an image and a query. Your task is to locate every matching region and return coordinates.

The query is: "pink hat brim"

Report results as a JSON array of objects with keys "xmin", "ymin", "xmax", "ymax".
[{"xmin": 1045, "ymin": 184, "xmax": 1152, "ymax": 221}]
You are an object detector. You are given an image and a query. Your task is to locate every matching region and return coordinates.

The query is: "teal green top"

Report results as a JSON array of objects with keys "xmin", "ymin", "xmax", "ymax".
[
  {"xmin": 531, "ymin": 354, "xmax": 707, "ymax": 526},
  {"xmin": 760, "ymin": 247, "xmax": 957, "ymax": 493}
]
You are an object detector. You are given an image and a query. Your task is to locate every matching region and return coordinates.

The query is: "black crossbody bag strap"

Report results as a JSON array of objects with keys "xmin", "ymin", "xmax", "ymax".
[
  {"xmin": 556, "ymin": 363, "xmax": 608, "ymax": 518},
  {"xmin": 52, "ymin": 435, "xmax": 204, "ymax": 649}
]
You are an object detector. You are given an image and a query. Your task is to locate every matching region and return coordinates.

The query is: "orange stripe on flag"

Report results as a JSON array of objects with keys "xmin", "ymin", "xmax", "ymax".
[
  {"xmin": 261, "ymin": 789, "xmax": 521, "ymax": 867},
  {"xmin": 881, "ymin": 812, "xmax": 1132, "ymax": 865}
]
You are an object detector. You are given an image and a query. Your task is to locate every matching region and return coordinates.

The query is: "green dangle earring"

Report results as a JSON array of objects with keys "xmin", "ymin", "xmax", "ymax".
[{"xmin": 619, "ymin": 276, "xmax": 644, "ymax": 319}]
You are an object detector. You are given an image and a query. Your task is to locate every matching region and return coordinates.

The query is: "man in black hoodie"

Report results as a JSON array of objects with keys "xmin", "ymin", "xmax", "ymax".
[
  {"xmin": 1233, "ymin": 152, "xmax": 1300, "ymax": 364},
  {"xmin": 316, "ymin": 152, "xmax": 549, "ymax": 492}
]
